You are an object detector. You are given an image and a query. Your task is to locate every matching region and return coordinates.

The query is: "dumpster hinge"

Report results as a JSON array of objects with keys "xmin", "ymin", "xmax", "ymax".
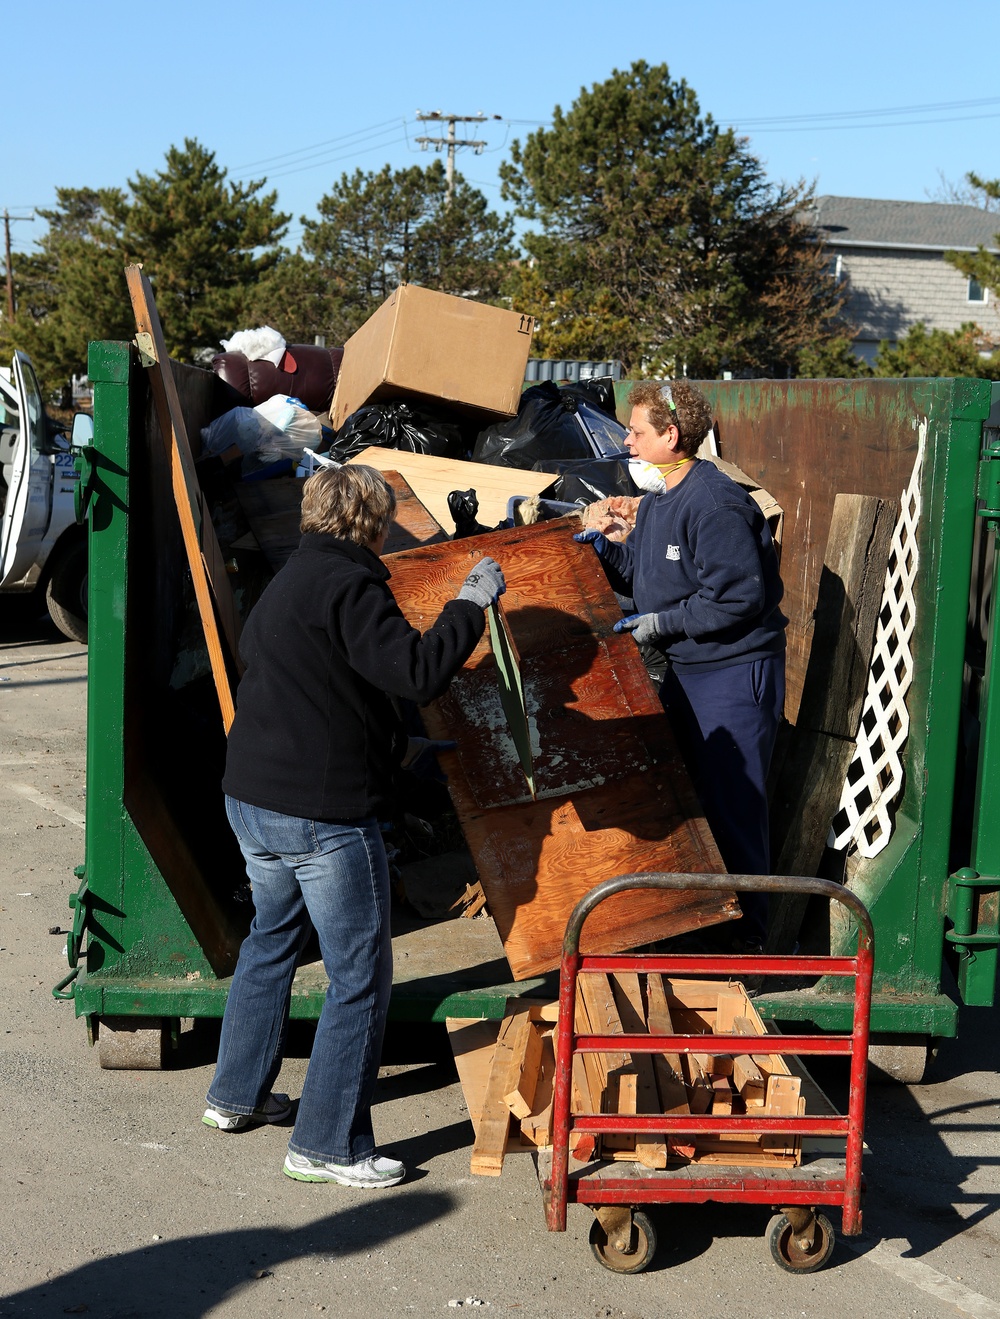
[
  {"xmin": 945, "ymin": 868, "xmax": 999, "ymax": 1006},
  {"xmin": 52, "ymin": 868, "xmax": 90, "ymax": 1000},
  {"xmin": 134, "ymin": 331, "xmax": 157, "ymax": 368}
]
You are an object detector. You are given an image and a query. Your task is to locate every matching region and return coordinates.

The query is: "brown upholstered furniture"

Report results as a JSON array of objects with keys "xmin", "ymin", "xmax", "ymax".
[{"xmin": 211, "ymin": 344, "xmax": 344, "ymax": 413}]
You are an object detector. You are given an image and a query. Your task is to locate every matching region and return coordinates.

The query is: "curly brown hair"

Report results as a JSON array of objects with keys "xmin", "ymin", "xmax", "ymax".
[
  {"xmin": 628, "ymin": 380, "xmax": 713, "ymax": 458},
  {"xmin": 299, "ymin": 464, "xmax": 397, "ymax": 545}
]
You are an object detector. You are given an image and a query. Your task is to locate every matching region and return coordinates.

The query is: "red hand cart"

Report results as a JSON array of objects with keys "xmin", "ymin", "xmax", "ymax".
[{"xmin": 541, "ymin": 872, "xmax": 874, "ymax": 1274}]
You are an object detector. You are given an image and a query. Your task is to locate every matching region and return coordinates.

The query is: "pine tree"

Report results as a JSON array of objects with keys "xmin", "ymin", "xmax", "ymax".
[
  {"xmin": 500, "ymin": 60, "xmax": 844, "ymax": 377},
  {"xmin": 0, "ymin": 188, "xmax": 132, "ymax": 403},
  {"xmin": 944, "ymin": 174, "xmax": 1000, "ymax": 299},
  {"xmin": 248, "ymin": 161, "xmax": 515, "ymax": 344},
  {"xmin": 873, "ymin": 322, "xmax": 997, "ymax": 378},
  {"xmin": 126, "ymin": 139, "xmax": 289, "ymax": 360}
]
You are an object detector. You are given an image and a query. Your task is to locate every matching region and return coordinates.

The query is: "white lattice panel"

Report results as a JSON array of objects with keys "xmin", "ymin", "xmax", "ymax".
[{"xmin": 828, "ymin": 427, "xmax": 925, "ymax": 858}]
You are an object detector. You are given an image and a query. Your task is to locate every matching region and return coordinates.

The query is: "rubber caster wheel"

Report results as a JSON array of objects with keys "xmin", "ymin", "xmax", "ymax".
[
  {"xmin": 97, "ymin": 1016, "xmax": 169, "ymax": 1070},
  {"xmin": 589, "ymin": 1211, "xmax": 657, "ymax": 1274},
  {"xmin": 767, "ymin": 1212, "xmax": 835, "ymax": 1273}
]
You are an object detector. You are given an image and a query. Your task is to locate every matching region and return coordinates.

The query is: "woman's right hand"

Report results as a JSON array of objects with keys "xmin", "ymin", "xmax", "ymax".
[{"xmin": 456, "ymin": 556, "xmax": 506, "ymax": 609}]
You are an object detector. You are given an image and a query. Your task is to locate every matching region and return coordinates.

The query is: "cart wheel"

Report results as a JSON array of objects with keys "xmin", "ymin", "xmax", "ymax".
[
  {"xmin": 589, "ymin": 1211, "xmax": 657, "ymax": 1274},
  {"xmin": 767, "ymin": 1212, "xmax": 835, "ymax": 1273},
  {"xmin": 97, "ymin": 1016, "xmax": 168, "ymax": 1070}
]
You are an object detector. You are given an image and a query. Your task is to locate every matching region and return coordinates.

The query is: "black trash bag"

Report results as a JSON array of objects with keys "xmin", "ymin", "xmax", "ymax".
[
  {"xmin": 558, "ymin": 375, "xmax": 619, "ymax": 420},
  {"xmin": 532, "ymin": 455, "xmax": 641, "ymax": 504},
  {"xmin": 329, "ymin": 398, "xmax": 465, "ymax": 463},
  {"xmin": 447, "ymin": 488, "xmax": 496, "ymax": 539},
  {"xmin": 473, "ymin": 381, "xmax": 626, "ymax": 470}
]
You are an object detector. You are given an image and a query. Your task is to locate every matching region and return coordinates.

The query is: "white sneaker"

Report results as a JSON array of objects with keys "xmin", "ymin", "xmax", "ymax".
[
  {"xmin": 283, "ymin": 1150, "xmax": 405, "ymax": 1187},
  {"xmin": 202, "ymin": 1092, "xmax": 292, "ymax": 1131}
]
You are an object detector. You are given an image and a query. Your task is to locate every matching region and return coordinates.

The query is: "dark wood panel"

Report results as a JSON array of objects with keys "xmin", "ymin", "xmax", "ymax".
[
  {"xmin": 235, "ymin": 471, "xmax": 448, "ymax": 575},
  {"xmin": 385, "ymin": 519, "xmax": 738, "ymax": 980}
]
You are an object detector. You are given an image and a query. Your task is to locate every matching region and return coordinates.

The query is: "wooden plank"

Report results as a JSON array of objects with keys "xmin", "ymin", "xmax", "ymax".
[
  {"xmin": 608, "ymin": 974, "xmax": 668, "ymax": 1169},
  {"xmin": 235, "ymin": 470, "xmax": 447, "ymax": 576},
  {"xmin": 711, "ymin": 1075, "xmax": 734, "ymax": 1115},
  {"xmin": 519, "ymin": 1031, "xmax": 555, "ymax": 1148},
  {"xmin": 384, "ymin": 522, "xmax": 738, "ymax": 980},
  {"xmin": 348, "ymin": 445, "xmax": 555, "ymax": 532},
  {"xmin": 768, "ymin": 493, "xmax": 897, "ymax": 949},
  {"xmin": 764, "ymin": 1073, "xmax": 803, "ymax": 1159},
  {"xmin": 125, "ymin": 264, "xmax": 242, "ymax": 731},
  {"xmin": 733, "ymin": 1053, "xmax": 766, "ymax": 1106},
  {"xmin": 502, "ymin": 1014, "xmax": 545, "ymax": 1120},
  {"xmin": 645, "ymin": 974, "xmax": 694, "ymax": 1112},
  {"xmin": 469, "ymin": 1003, "xmax": 523, "ymax": 1175},
  {"xmin": 797, "ymin": 494, "xmax": 898, "ymax": 741}
]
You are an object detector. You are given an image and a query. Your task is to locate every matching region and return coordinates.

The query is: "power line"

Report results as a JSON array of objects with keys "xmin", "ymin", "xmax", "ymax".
[
  {"xmin": 739, "ymin": 109, "xmax": 1000, "ymax": 135},
  {"xmin": 721, "ymin": 93, "xmax": 1000, "ymax": 130},
  {"xmin": 249, "ymin": 131, "xmax": 412, "ymax": 183},
  {"xmin": 231, "ymin": 118, "xmax": 405, "ymax": 172}
]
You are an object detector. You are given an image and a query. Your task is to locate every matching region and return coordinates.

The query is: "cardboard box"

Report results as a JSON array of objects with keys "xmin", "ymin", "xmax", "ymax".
[{"xmin": 330, "ymin": 284, "xmax": 534, "ymax": 430}]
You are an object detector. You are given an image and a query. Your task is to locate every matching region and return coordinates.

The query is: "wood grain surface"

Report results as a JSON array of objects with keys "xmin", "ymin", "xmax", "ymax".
[{"xmin": 385, "ymin": 519, "xmax": 738, "ymax": 978}]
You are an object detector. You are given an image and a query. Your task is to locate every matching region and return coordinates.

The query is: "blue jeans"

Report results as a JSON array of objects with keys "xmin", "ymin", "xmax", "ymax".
[{"xmin": 207, "ymin": 797, "xmax": 392, "ymax": 1165}]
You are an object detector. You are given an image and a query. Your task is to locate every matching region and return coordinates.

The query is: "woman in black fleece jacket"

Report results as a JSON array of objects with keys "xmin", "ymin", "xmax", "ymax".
[
  {"xmin": 204, "ymin": 465, "xmax": 505, "ymax": 1187},
  {"xmin": 576, "ymin": 380, "xmax": 786, "ymax": 944}
]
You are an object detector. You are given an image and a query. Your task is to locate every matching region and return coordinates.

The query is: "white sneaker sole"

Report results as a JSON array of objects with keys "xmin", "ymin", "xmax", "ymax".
[{"xmin": 282, "ymin": 1156, "xmax": 404, "ymax": 1187}]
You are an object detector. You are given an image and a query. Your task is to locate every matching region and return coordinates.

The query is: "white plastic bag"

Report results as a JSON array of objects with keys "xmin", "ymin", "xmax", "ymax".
[
  {"xmin": 200, "ymin": 407, "xmax": 283, "ymax": 457},
  {"xmin": 253, "ymin": 395, "xmax": 323, "ymax": 456},
  {"xmin": 219, "ymin": 326, "xmax": 286, "ymax": 365}
]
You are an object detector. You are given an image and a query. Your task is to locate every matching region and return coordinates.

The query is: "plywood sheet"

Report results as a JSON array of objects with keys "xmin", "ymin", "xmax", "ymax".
[
  {"xmin": 385, "ymin": 520, "xmax": 738, "ymax": 979},
  {"xmin": 348, "ymin": 446, "xmax": 555, "ymax": 532},
  {"xmin": 234, "ymin": 471, "xmax": 448, "ymax": 575}
]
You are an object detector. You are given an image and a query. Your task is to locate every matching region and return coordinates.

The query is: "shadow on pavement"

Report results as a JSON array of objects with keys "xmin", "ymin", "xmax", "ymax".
[{"xmin": 0, "ymin": 1191, "xmax": 457, "ymax": 1319}]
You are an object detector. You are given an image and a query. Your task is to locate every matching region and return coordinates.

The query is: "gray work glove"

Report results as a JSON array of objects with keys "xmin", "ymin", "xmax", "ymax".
[
  {"xmin": 456, "ymin": 556, "xmax": 506, "ymax": 609},
  {"xmin": 573, "ymin": 528, "xmax": 610, "ymax": 558},
  {"xmin": 613, "ymin": 612, "xmax": 663, "ymax": 646}
]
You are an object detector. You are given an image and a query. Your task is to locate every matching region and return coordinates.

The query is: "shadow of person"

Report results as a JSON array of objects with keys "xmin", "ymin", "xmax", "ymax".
[{"xmin": 0, "ymin": 1191, "xmax": 456, "ymax": 1319}]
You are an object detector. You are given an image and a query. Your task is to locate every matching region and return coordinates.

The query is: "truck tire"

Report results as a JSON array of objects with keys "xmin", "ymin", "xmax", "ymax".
[{"xmin": 45, "ymin": 539, "xmax": 88, "ymax": 644}]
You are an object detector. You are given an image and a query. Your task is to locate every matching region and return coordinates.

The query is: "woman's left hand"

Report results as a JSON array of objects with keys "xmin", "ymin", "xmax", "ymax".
[{"xmin": 613, "ymin": 613, "xmax": 663, "ymax": 646}]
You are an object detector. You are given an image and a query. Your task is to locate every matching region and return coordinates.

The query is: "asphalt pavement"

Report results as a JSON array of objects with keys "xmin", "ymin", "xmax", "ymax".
[{"xmin": 1, "ymin": 601, "xmax": 998, "ymax": 1319}]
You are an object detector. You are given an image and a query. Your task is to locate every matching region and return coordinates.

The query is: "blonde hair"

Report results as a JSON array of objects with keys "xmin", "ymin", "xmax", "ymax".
[
  {"xmin": 629, "ymin": 380, "xmax": 713, "ymax": 458},
  {"xmin": 299, "ymin": 464, "xmax": 396, "ymax": 544}
]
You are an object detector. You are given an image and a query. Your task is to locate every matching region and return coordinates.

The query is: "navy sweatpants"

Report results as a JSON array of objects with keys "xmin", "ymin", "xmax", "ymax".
[{"xmin": 660, "ymin": 653, "xmax": 785, "ymax": 938}]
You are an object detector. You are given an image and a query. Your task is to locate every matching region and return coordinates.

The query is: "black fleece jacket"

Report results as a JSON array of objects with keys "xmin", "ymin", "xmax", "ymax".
[{"xmin": 222, "ymin": 533, "xmax": 485, "ymax": 820}]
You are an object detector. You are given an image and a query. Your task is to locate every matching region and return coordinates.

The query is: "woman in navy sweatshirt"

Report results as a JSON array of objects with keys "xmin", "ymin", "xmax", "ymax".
[{"xmin": 576, "ymin": 380, "xmax": 786, "ymax": 941}]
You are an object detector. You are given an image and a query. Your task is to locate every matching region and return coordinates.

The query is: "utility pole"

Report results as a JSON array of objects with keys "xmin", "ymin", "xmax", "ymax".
[
  {"xmin": 415, "ymin": 112, "xmax": 501, "ymax": 203},
  {"xmin": 3, "ymin": 209, "xmax": 35, "ymax": 324}
]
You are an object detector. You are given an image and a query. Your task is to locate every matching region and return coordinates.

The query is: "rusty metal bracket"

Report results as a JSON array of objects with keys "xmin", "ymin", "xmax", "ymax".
[{"xmin": 593, "ymin": 1205, "xmax": 634, "ymax": 1254}]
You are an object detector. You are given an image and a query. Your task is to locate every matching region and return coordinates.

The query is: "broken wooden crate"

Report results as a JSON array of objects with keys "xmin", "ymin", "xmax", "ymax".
[{"xmin": 453, "ymin": 977, "xmax": 805, "ymax": 1177}]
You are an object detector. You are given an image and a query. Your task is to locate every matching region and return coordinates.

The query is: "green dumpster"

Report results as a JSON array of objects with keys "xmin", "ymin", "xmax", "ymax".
[{"xmin": 56, "ymin": 346, "xmax": 998, "ymax": 1071}]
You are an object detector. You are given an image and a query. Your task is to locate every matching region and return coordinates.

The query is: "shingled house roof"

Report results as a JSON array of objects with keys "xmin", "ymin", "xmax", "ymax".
[{"xmin": 807, "ymin": 196, "xmax": 1000, "ymax": 252}]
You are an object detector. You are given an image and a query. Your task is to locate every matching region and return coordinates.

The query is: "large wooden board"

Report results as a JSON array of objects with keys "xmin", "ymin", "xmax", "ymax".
[
  {"xmin": 234, "ymin": 471, "xmax": 447, "ymax": 575},
  {"xmin": 125, "ymin": 265, "xmax": 242, "ymax": 731},
  {"xmin": 348, "ymin": 446, "xmax": 555, "ymax": 532},
  {"xmin": 385, "ymin": 519, "xmax": 738, "ymax": 979}
]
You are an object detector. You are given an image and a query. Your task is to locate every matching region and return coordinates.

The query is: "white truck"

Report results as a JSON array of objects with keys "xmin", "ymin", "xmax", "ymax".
[{"xmin": 0, "ymin": 351, "xmax": 91, "ymax": 643}]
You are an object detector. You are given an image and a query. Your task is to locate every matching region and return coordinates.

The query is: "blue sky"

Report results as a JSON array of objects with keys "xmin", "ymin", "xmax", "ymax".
[{"xmin": 7, "ymin": 0, "xmax": 1000, "ymax": 253}]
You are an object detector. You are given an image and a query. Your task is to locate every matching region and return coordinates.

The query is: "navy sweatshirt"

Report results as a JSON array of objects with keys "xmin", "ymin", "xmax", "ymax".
[
  {"xmin": 600, "ymin": 460, "xmax": 786, "ymax": 673},
  {"xmin": 223, "ymin": 534, "xmax": 485, "ymax": 820}
]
